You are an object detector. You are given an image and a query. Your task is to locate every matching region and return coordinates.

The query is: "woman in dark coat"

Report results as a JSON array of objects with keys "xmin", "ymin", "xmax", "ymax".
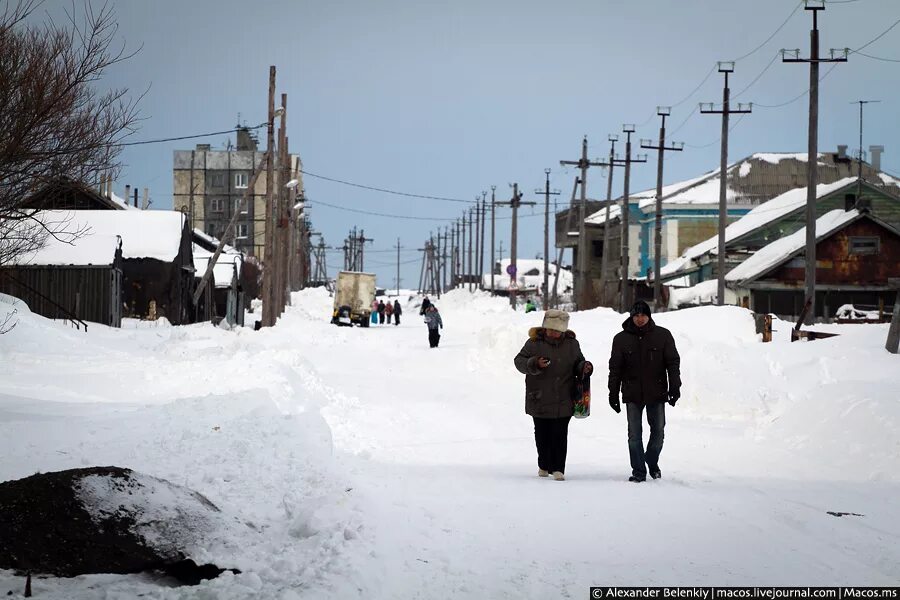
[
  {"xmin": 393, "ymin": 299, "xmax": 402, "ymax": 325},
  {"xmin": 377, "ymin": 300, "xmax": 386, "ymax": 324},
  {"xmin": 514, "ymin": 309, "xmax": 592, "ymax": 481}
]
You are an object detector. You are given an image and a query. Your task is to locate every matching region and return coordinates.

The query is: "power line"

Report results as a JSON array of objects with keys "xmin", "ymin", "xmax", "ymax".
[
  {"xmin": 115, "ymin": 123, "xmax": 266, "ymax": 147},
  {"xmin": 300, "ymin": 169, "xmax": 476, "ymax": 204},
  {"xmin": 731, "ymin": 1, "xmax": 804, "ymax": 62},
  {"xmin": 684, "ymin": 113, "xmax": 749, "ymax": 149},
  {"xmin": 308, "ymin": 198, "xmax": 458, "ymax": 221},
  {"xmin": 733, "ymin": 50, "xmax": 781, "ymax": 98},
  {"xmin": 754, "ymin": 63, "xmax": 839, "ymax": 108},
  {"xmin": 853, "ymin": 16, "xmax": 900, "ymax": 52},
  {"xmin": 852, "ymin": 50, "xmax": 900, "ymax": 62}
]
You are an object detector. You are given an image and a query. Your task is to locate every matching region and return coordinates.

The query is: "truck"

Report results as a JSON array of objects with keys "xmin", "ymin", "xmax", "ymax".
[{"xmin": 331, "ymin": 271, "xmax": 376, "ymax": 327}]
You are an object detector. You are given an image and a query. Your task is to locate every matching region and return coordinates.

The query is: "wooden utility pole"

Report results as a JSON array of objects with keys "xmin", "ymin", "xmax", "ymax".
[
  {"xmin": 496, "ymin": 184, "xmax": 536, "ymax": 308},
  {"xmin": 560, "ymin": 136, "xmax": 610, "ymax": 310},
  {"xmin": 535, "ymin": 169, "xmax": 560, "ymax": 309},
  {"xmin": 468, "ymin": 205, "xmax": 475, "ymax": 292},
  {"xmin": 473, "ymin": 197, "xmax": 481, "ymax": 290},
  {"xmin": 551, "ymin": 177, "xmax": 580, "ymax": 308},
  {"xmin": 616, "ymin": 125, "xmax": 647, "ymax": 312},
  {"xmin": 490, "ymin": 186, "xmax": 497, "ymax": 295},
  {"xmin": 276, "ymin": 93, "xmax": 289, "ymax": 314},
  {"xmin": 262, "ymin": 65, "xmax": 277, "ymax": 327},
  {"xmin": 782, "ymin": 0, "xmax": 847, "ymax": 324},
  {"xmin": 396, "ymin": 237, "xmax": 402, "ymax": 296},
  {"xmin": 460, "ymin": 214, "xmax": 467, "ymax": 289},
  {"xmin": 701, "ymin": 63, "xmax": 753, "ymax": 307},
  {"xmin": 599, "ymin": 136, "xmax": 625, "ymax": 307},
  {"xmin": 641, "ymin": 107, "xmax": 685, "ymax": 310},
  {"xmin": 479, "ymin": 193, "xmax": 487, "ymax": 290}
]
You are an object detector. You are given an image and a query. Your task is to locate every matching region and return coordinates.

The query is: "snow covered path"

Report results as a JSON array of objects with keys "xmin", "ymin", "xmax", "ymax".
[{"xmin": 1, "ymin": 289, "xmax": 898, "ymax": 598}]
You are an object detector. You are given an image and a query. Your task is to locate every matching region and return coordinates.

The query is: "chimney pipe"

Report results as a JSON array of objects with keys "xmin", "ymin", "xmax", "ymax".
[
  {"xmin": 142, "ymin": 187, "xmax": 149, "ymax": 210},
  {"xmin": 837, "ymin": 145, "xmax": 848, "ymax": 159},
  {"xmin": 124, "ymin": 184, "xmax": 131, "ymax": 205},
  {"xmin": 98, "ymin": 174, "xmax": 106, "ymax": 195},
  {"xmin": 869, "ymin": 145, "xmax": 884, "ymax": 172},
  {"xmin": 133, "ymin": 187, "xmax": 138, "ymax": 208}
]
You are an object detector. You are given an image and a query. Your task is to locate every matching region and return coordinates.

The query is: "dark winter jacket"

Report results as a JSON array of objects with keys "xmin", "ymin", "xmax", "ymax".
[
  {"xmin": 608, "ymin": 317, "xmax": 681, "ymax": 405},
  {"xmin": 419, "ymin": 298, "xmax": 432, "ymax": 315},
  {"xmin": 393, "ymin": 301, "xmax": 402, "ymax": 315},
  {"xmin": 514, "ymin": 328, "xmax": 587, "ymax": 418},
  {"xmin": 424, "ymin": 309, "xmax": 443, "ymax": 330},
  {"xmin": 377, "ymin": 301, "xmax": 385, "ymax": 314}
]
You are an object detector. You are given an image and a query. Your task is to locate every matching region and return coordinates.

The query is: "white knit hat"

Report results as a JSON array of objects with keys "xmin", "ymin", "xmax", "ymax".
[{"xmin": 542, "ymin": 309, "xmax": 570, "ymax": 333}]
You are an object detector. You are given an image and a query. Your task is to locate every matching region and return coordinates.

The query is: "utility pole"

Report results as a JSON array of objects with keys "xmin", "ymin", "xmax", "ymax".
[
  {"xmin": 479, "ymin": 192, "xmax": 487, "ymax": 290},
  {"xmin": 782, "ymin": 0, "xmax": 848, "ymax": 324},
  {"xmin": 616, "ymin": 125, "xmax": 648, "ymax": 312},
  {"xmin": 466, "ymin": 204, "xmax": 478, "ymax": 292},
  {"xmin": 496, "ymin": 184, "xmax": 536, "ymax": 308},
  {"xmin": 886, "ymin": 279, "xmax": 900, "ymax": 353},
  {"xmin": 641, "ymin": 107, "xmax": 685, "ymax": 311},
  {"xmin": 490, "ymin": 185, "xmax": 497, "ymax": 295},
  {"xmin": 598, "ymin": 136, "xmax": 625, "ymax": 307},
  {"xmin": 473, "ymin": 197, "xmax": 481, "ymax": 290},
  {"xmin": 262, "ymin": 65, "xmax": 277, "ymax": 328},
  {"xmin": 852, "ymin": 99, "xmax": 880, "ymax": 201},
  {"xmin": 276, "ymin": 93, "xmax": 289, "ymax": 314},
  {"xmin": 701, "ymin": 63, "xmax": 753, "ymax": 307},
  {"xmin": 396, "ymin": 237, "xmax": 402, "ymax": 296},
  {"xmin": 551, "ymin": 176, "xmax": 580, "ymax": 309},
  {"xmin": 357, "ymin": 229, "xmax": 373, "ymax": 272},
  {"xmin": 535, "ymin": 169, "xmax": 560, "ymax": 309},
  {"xmin": 460, "ymin": 214, "xmax": 467, "ymax": 290},
  {"xmin": 560, "ymin": 136, "xmax": 610, "ymax": 310}
]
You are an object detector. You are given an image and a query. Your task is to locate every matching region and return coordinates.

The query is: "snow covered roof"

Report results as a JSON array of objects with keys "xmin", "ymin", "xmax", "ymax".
[
  {"xmin": 8, "ymin": 210, "xmax": 187, "ymax": 266},
  {"xmin": 661, "ymin": 177, "xmax": 857, "ymax": 277},
  {"xmin": 725, "ymin": 209, "xmax": 861, "ymax": 284},
  {"xmin": 586, "ymin": 152, "xmax": 851, "ymax": 225},
  {"xmin": 193, "ymin": 247, "xmax": 242, "ymax": 288}
]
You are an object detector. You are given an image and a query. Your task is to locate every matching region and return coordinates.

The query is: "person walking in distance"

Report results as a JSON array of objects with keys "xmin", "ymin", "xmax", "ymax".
[
  {"xmin": 384, "ymin": 300, "xmax": 393, "ymax": 324},
  {"xmin": 377, "ymin": 299, "xmax": 386, "ymax": 325},
  {"xmin": 424, "ymin": 304, "xmax": 443, "ymax": 347},
  {"xmin": 393, "ymin": 299, "xmax": 402, "ymax": 325},
  {"xmin": 608, "ymin": 300, "xmax": 681, "ymax": 483},
  {"xmin": 514, "ymin": 309, "xmax": 592, "ymax": 481}
]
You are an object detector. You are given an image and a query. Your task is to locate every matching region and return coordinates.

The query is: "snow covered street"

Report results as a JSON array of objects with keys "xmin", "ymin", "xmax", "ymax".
[{"xmin": 1, "ymin": 289, "xmax": 899, "ymax": 598}]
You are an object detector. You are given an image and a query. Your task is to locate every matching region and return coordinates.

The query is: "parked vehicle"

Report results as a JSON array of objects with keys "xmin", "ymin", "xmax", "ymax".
[{"xmin": 331, "ymin": 271, "xmax": 376, "ymax": 327}]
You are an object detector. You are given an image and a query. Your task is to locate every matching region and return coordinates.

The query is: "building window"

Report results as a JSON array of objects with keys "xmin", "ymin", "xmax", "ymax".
[
  {"xmin": 235, "ymin": 173, "xmax": 248, "ymax": 188},
  {"xmin": 236, "ymin": 223, "xmax": 249, "ymax": 239},
  {"xmin": 234, "ymin": 197, "xmax": 249, "ymax": 214},
  {"xmin": 212, "ymin": 173, "xmax": 225, "ymax": 187},
  {"xmin": 210, "ymin": 197, "xmax": 224, "ymax": 212},
  {"xmin": 849, "ymin": 236, "xmax": 879, "ymax": 256},
  {"xmin": 206, "ymin": 223, "xmax": 217, "ymax": 237}
]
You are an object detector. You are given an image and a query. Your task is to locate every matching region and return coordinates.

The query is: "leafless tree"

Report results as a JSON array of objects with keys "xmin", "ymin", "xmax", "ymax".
[{"xmin": 0, "ymin": 0, "xmax": 140, "ymax": 266}]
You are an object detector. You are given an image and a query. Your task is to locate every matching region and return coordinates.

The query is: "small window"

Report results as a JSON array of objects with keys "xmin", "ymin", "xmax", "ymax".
[
  {"xmin": 849, "ymin": 236, "xmax": 879, "ymax": 256},
  {"xmin": 237, "ymin": 223, "xmax": 249, "ymax": 239},
  {"xmin": 212, "ymin": 173, "xmax": 225, "ymax": 187},
  {"xmin": 235, "ymin": 173, "xmax": 248, "ymax": 189},
  {"xmin": 210, "ymin": 197, "xmax": 224, "ymax": 212},
  {"xmin": 235, "ymin": 197, "xmax": 248, "ymax": 214}
]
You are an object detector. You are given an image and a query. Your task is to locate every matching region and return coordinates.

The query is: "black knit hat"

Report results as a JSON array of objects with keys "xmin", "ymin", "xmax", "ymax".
[{"xmin": 630, "ymin": 300, "xmax": 652, "ymax": 317}]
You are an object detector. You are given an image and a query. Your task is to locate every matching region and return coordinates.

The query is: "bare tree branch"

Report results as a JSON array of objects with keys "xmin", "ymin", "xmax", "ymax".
[{"xmin": 0, "ymin": 0, "xmax": 141, "ymax": 267}]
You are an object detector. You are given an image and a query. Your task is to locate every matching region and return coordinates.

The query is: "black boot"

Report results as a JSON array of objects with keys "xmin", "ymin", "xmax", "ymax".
[{"xmin": 628, "ymin": 475, "xmax": 646, "ymax": 483}]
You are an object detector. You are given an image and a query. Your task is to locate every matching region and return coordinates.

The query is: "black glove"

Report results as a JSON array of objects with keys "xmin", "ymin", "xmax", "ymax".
[
  {"xmin": 609, "ymin": 396, "xmax": 621, "ymax": 413},
  {"xmin": 582, "ymin": 361, "xmax": 593, "ymax": 377},
  {"xmin": 667, "ymin": 390, "xmax": 680, "ymax": 407}
]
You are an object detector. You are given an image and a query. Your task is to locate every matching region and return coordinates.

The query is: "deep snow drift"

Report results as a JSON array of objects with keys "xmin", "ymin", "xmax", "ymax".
[{"xmin": 1, "ymin": 289, "xmax": 898, "ymax": 598}]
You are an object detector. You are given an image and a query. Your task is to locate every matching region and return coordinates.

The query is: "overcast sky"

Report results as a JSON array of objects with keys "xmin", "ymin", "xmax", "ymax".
[{"xmin": 37, "ymin": 0, "xmax": 900, "ymax": 291}]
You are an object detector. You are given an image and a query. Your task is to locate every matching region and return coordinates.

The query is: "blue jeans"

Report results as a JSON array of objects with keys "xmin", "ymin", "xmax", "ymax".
[{"xmin": 626, "ymin": 402, "xmax": 666, "ymax": 478}]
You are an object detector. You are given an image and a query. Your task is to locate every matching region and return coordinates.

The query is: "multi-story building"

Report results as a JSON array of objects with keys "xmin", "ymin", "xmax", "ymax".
[{"xmin": 173, "ymin": 127, "xmax": 302, "ymax": 259}]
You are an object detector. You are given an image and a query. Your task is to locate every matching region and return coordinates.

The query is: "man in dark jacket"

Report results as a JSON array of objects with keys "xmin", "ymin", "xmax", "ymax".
[
  {"xmin": 608, "ymin": 300, "xmax": 681, "ymax": 482},
  {"xmin": 377, "ymin": 300, "xmax": 386, "ymax": 324},
  {"xmin": 393, "ymin": 299, "xmax": 402, "ymax": 325},
  {"xmin": 514, "ymin": 309, "xmax": 592, "ymax": 481}
]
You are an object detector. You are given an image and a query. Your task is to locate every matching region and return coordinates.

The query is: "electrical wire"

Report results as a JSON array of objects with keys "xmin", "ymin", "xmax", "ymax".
[
  {"xmin": 754, "ymin": 63, "xmax": 839, "ymax": 108},
  {"xmin": 114, "ymin": 123, "xmax": 266, "ymax": 147},
  {"xmin": 731, "ymin": 1, "xmax": 804, "ymax": 63},
  {"xmin": 300, "ymin": 169, "xmax": 476, "ymax": 204},
  {"xmin": 853, "ymin": 16, "xmax": 900, "ymax": 52},
  {"xmin": 308, "ymin": 198, "xmax": 459, "ymax": 221},
  {"xmin": 733, "ymin": 50, "xmax": 781, "ymax": 99},
  {"xmin": 683, "ymin": 113, "xmax": 749, "ymax": 149},
  {"xmin": 851, "ymin": 50, "xmax": 900, "ymax": 62}
]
